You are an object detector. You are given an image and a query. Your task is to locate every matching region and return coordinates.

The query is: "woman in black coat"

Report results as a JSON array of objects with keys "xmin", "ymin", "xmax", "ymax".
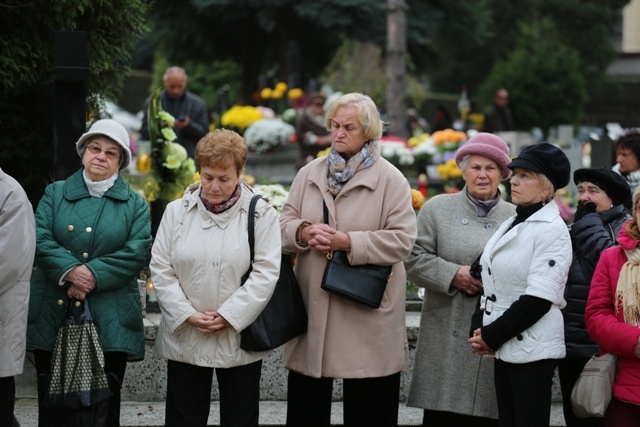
[{"xmin": 559, "ymin": 168, "xmax": 631, "ymax": 427}]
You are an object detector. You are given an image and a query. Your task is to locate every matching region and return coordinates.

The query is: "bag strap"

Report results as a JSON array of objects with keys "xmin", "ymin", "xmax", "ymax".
[
  {"xmin": 241, "ymin": 194, "xmax": 263, "ymax": 286},
  {"xmin": 323, "ymin": 200, "xmax": 329, "ymax": 225}
]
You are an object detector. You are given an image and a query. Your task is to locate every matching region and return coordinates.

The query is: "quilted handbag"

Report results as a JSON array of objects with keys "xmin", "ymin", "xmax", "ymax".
[
  {"xmin": 46, "ymin": 299, "xmax": 112, "ymax": 411},
  {"xmin": 240, "ymin": 195, "xmax": 308, "ymax": 351},
  {"xmin": 571, "ymin": 352, "xmax": 618, "ymax": 418}
]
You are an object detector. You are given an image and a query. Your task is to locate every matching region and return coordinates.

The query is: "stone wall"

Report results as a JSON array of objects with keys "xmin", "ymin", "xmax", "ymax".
[{"xmin": 122, "ymin": 312, "xmax": 562, "ymax": 403}]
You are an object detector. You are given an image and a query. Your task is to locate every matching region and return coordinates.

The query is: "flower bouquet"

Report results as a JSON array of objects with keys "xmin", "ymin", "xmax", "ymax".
[
  {"xmin": 220, "ymin": 105, "xmax": 264, "ymax": 134},
  {"xmin": 243, "ymin": 118, "xmax": 295, "ymax": 154},
  {"xmin": 253, "ymin": 184, "xmax": 289, "ymax": 214},
  {"xmin": 142, "ymin": 88, "xmax": 198, "ymax": 204}
]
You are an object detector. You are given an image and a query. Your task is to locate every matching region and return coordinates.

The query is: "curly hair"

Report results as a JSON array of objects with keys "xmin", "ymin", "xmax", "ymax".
[{"xmin": 614, "ymin": 129, "xmax": 640, "ymax": 162}]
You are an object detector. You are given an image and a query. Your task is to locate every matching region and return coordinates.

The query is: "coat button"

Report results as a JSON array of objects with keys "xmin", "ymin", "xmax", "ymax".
[
  {"xmin": 75, "ymin": 301, "xmax": 81, "ymax": 307},
  {"xmin": 452, "ymin": 329, "xmax": 459, "ymax": 337},
  {"xmin": 57, "ymin": 299, "xmax": 64, "ymax": 305},
  {"xmin": 517, "ymin": 334, "xmax": 523, "ymax": 341},
  {"xmin": 85, "ymin": 227, "xmax": 92, "ymax": 233},
  {"xmin": 549, "ymin": 260, "xmax": 555, "ymax": 266},
  {"xmin": 461, "ymin": 218, "xmax": 469, "ymax": 225},
  {"xmin": 67, "ymin": 225, "xmax": 74, "ymax": 231},
  {"xmin": 82, "ymin": 252, "xmax": 89, "ymax": 259},
  {"xmin": 486, "ymin": 223, "xmax": 493, "ymax": 230}
]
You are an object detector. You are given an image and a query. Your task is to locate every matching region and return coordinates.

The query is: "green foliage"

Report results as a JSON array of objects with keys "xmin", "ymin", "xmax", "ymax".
[
  {"xmin": 0, "ymin": 0, "xmax": 150, "ymax": 202},
  {"xmin": 481, "ymin": 19, "xmax": 587, "ymax": 136}
]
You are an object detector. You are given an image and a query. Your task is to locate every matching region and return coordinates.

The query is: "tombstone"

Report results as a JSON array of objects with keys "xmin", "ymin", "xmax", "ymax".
[{"xmin": 35, "ymin": 30, "xmax": 88, "ymax": 195}]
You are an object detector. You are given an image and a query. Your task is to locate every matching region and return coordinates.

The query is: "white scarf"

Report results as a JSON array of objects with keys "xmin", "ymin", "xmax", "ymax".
[
  {"xmin": 82, "ymin": 170, "xmax": 118, "ymax": 198},
  {"xmin": 616, "ymin": 247, "xmax": 640, "ymax": 326}
]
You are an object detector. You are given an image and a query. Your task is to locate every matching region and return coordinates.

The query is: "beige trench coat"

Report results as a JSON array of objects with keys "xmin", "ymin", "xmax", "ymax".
[
  {"xmin": 0, "ymin": 168, "xmax": 35, "ymax": 378},
  {"xmin": 280, "ymin": 152, "xmax": 417, "ymax": 378}
]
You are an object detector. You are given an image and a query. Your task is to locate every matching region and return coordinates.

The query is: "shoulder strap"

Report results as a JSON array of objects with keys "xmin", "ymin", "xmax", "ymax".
[
  {"xmin": 247, "ymin": 194, "xmax": 263, "ymax": 262},
  {"xmin": 242, "ymin": 194, "xmax": 262, "ymax": 286}
]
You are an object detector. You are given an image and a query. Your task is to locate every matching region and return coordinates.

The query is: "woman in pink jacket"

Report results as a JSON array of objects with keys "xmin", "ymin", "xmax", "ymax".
[{"xmin": 586, "ymin": 186, "xmax": 640, "ymax": 426}]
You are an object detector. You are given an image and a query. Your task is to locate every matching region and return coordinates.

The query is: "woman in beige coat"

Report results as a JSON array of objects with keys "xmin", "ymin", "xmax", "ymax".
[
  {"xmin": 280, "ymin": 93, "xmax": 417, "ymax": 426},
  {"xmin": 150, "ymin": 129, "xmax": 281, "ymax": 427}
]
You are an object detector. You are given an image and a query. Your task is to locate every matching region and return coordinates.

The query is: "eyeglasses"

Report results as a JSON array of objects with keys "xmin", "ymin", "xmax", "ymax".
[{"xmin": 86, "ymin": 143, "xmax": 121, "ymax": 161}]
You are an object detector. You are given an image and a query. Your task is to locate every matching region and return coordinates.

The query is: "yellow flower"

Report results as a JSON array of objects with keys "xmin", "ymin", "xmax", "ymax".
[
  {"xmin": 271, "ymin": 89, "xmax": 284, "ymax": 100},
  {"xmin": 260, "ymin": 88, "xmax": 272, "ymax": 100},
  {"xmin": 411, "ymin": 189, "xmax": 425, "ymax": 210},
  {"xmin": 275, "ymin": 82, "xmax": 288, "ymax": 93},
  {"xmin": 220, "ymin": 105, "xmax": 264, "ymax": 132},
  {"xmin": 317, "ymin": 147, "xmax": 331, "ymax": 158},
  {"xmin": 288, "ymin": 88, "xmax": 303, "ymax": 100}
]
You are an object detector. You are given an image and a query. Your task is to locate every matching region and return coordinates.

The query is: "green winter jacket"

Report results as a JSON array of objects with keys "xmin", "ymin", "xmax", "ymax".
[{"xmin": 27, "ymin": 169, "xmax": 152, "ymax": 360}]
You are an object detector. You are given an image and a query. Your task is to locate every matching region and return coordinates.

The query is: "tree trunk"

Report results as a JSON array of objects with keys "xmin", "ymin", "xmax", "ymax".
[{"xmin": 386, "ymin": 0, "xmax": 408, "ymax": 138}]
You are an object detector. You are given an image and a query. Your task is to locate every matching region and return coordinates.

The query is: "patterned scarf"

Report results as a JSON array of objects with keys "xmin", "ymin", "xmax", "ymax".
[
  {"xmin": 466, "ymin": 188, "xmax": 501, "ymax": 218},
  {"xmin": 617, "ymin": 220, "xmax": 640, "ymax": 326},
  {"xmin": 200, "ymin": 183, "xmax": 241, "ymax": 214},
  {"xmin": 325, "ymin": 140, "xmax": 378, "ymax": 196}
]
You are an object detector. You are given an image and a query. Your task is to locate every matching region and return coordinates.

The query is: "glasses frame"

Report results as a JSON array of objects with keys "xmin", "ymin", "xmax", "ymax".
[{"xmin": 86, "ymin": 143, "xmax": 121, "ymax": 161}]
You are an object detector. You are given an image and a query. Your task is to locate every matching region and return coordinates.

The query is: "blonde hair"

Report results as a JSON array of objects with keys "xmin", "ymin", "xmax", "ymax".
[
  {"xmin": 325, "ymin": 93, "xmax": 386, "ymax": 141},
  {"xmin": 195, "ymin": 129, "xmax": 248, "ymax": 176},
  {"xmin": 535, "ymin": 172, "xmax": 556, "ymax": 203}
]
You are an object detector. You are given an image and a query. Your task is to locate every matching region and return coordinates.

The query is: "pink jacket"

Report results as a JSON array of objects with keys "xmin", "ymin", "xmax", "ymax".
[{"xmin": 585, "ymin": 221, "xmax": 640, "ymax": 405}]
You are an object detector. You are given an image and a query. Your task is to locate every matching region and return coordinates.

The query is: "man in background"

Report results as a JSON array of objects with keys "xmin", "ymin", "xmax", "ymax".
[
  {"xmin": 295, "ymin": 92, "xmax": 332, "ymax": 169},
  {"xmin": 483, "ymin": 88, "xmax": 514, "ymax": 133},
  {"xmin": 140, "ymin": 66, "xmax": 209, "ymax": 158}
]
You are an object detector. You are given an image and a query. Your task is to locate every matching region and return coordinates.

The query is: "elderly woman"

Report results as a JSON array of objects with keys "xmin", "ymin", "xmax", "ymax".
[
  {"xmin": 469, "ymin": 143, "xmax": 572, "ymax": 426},
  {"xmin": 27, "ymin": 119, "xmax": 152, "ymax": 427},
  {"xmin": 560, "ymin": 168, "xmax": 630, "ymax": 427},
  {"xmin": 280, "ymin": 92, "xmax": 417, "ymax": 426},
  {"xmin": 585, "ymin": 185, "xmax": 640, "ymax": 426},
  {"xmin": 150, "ymin": 129, "xmax": 281, "ymax": 427},
  {"xmin": 404, "ymin": 132, "xmax": 515, "ymax": 426}
]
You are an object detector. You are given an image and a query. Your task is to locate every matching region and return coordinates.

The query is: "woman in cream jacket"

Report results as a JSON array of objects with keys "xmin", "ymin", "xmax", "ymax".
[{"xmin": 151, "ymin": 129, "xmax": 281, "ymax": 427}]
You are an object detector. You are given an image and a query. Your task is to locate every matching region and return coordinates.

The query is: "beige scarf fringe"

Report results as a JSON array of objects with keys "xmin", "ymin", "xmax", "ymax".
[{"xmin": 617, "ymin": 245, "xmax": 640, "ymax": 327}]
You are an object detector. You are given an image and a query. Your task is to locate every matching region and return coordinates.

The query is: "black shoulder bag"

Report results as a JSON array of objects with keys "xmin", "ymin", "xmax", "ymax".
[
  {"xmin": 320, "ymin": 200, "xmax": 393, "ymax": 309},
  {"xmin": 240, "ymin": 194, "xmax": 308, "ymax": 351}
]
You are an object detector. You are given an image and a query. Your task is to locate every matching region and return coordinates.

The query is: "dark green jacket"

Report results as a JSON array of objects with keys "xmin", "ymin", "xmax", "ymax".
[{"xmin": 27, "ymin": 169, "xmax": 151, "ymax": 359}]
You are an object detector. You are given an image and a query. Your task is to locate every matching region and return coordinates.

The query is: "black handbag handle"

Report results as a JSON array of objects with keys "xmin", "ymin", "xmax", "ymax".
[
  {"xmin": 64, "ymin": 298, "xmax": 93, "ymax": 326},
  {"xmin": 322, "ymin": 200, "xmax": 335, "ymax": 260},
  {"xmin": 241, "ymin": 194, "xmax": 263, "ymax": 285}
]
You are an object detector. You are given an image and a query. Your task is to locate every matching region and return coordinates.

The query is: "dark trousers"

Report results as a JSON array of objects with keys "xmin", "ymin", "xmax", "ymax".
[
  {"xmin": 422, "ymin": 409, "xmax": 499, "ymax": 427},
  {"xmin": 165, "ymin": 359, "xmax": 262, "ymax": 427},
  {"xmin": 605, "ymin": 397, "xmax": 640, "ymax": 427},
  {"xmin": 558, "ymin": 357, "xmax": 604, "ymax": 427},
  {"xmin": 34, "ymin": 350, "xmax": 127, "ymax": 427},
  {"xmin": 0, "ymin": 376, "xmax": 16, "ymax": 427},
  {"xmin": 286, "ymin": 370, "xmax": 401, "ymax": 427},
  {"xmin": 494, "ymin": 358, "xmax": 557, "ymax": 427}
]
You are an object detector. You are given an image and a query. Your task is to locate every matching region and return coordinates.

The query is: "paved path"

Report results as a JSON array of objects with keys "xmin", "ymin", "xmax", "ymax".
[{"xmin": 14, "ymin": 352, "xmax": 567, "ymax": 426}]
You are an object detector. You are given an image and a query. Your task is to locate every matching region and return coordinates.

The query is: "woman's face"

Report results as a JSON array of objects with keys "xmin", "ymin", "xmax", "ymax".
[
  {"xmin": 577, "ymin": 181, "xmax": 613, "ymax": 212},
  {"xmin": 509, "ymin": 168, "xmax": 548, "ymax": 207},
  {"xmin": 330, "ymin": 106, "xmax": 367, "ymax": 160},
  {"xmin": 82, "ymin": 137, "xmax": 122, "ymax": 181},
  {"xmin": 199, "ymin": 163, "xmax": 240, "ymax": 204},
  {"xmin": 461, "ymin": 154, "xmax": 502, "ymax": 201}
]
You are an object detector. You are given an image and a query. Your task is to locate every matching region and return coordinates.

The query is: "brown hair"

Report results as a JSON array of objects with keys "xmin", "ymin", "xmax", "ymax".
[{"xmin": 195, "ymin": 129, "xmax": 248, "ymax": 176}]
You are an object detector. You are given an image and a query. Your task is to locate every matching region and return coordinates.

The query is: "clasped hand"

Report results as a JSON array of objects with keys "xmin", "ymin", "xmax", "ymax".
[
  {"xmin": 64, "ymin": 265, "xmax": 96, "ymax": 301},
  {"xmin": 452, "ymin": 266, "xmax": 483, "ymax": 295},
  {"xmin": 187, "ymin": 311, "xmax": 230, "ymax": 334},
  {"xmin": 468, "ymin": 329, "xmax": 495, "ymax": 356},
  {"xmin": 301, "ymin": 223, "xmax": 349, "ymax": 253}
]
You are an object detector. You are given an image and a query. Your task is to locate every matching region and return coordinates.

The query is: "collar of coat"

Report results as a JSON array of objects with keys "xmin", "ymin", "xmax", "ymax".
[
  {"xmin": 180, "ymin": 180, "xmax": 258, "ymax": 229},
  {"xmin": 64, "ymin": 168, "xmax": 130, "ymax": 201},
  {"xmin": 303, "ymin": 152, "xmax": 382, "ymax": 201}
]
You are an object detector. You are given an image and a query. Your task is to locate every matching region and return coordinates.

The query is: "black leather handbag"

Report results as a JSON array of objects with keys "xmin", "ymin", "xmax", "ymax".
[
  {"xmin": 240, "ymin": 195, "xmax": 308, "ymax": 351},
  {"xmin": 320, "ymin": 201, "xmax": 392, "ymax": 309}
]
